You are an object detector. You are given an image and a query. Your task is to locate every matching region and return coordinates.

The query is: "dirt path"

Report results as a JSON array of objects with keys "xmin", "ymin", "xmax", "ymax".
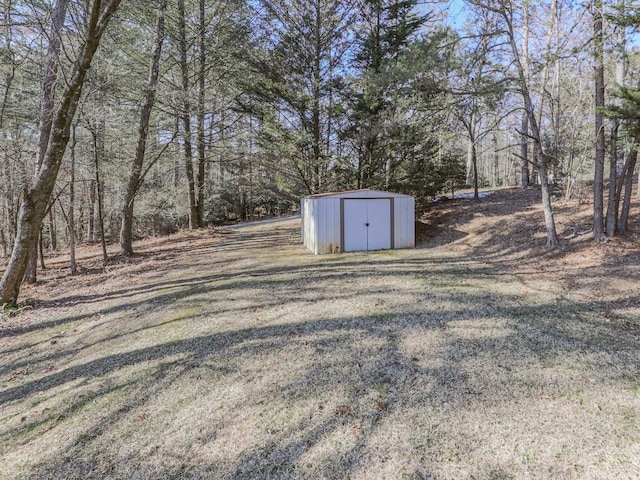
[
  {"xmin": 220, "ymin": 214, "xmax": 301, "ymax": 230},
  {"xmin": 1, "ymin": 189, "xmax": 639, "ymax": 479}
]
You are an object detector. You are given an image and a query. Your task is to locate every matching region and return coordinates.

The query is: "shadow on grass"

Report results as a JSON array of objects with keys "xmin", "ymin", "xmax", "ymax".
[
  {"xmin": 0, "ymin": 250, "xmax": 477, "ymax": 345},
  {"xmin": 0, "ymin": 252, "xmax": 520, "ymax": 378},
  {"xmin": 421, "ymin": 187, "xmax": 640, "ymax": 273},
  {"xmin": 2, "ymin": 287, "xmax": 639, "ymax": 478},
  {"xmin": 2, "ymin": 202, "xmax": 640, "ymax": 478}
]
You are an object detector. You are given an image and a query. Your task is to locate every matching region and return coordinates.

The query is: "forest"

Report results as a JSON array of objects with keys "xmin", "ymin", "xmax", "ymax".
[{"xmin": 1, "ymin": 0, "xmax": 639, "ymax": 305}]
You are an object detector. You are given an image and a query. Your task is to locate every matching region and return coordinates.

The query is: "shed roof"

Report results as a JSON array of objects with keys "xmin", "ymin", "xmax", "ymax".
[{"xmin": 304, "ymin": 189, "xmax": 413, "ymax": 199}]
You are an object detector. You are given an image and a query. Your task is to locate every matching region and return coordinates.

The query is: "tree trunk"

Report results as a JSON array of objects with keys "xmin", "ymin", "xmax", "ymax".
[
  {"xmin": 520, "ymin": 1, "xmax": 530, "ymax": 188},
  {"xmin": 48, "ymin": 206, "xmax": 57, "ymax": 251},
  {"xmin": 605, "ymin": 122, "xmax": 619, "ymax": 236},
  {"xmin": 24, "ymin": 245, "xmax": 38, "ymax": 284},
  {"xmin": 1, "ymin": 157, "xmax": 16, "ymax": 254},
  {"xmin": 92, "ymin": 123, "xmax": 108, "ymax": 264},
  {"xmin": 606, "ymin": 0, "xmax": 627, "ymax": 237},
  {"xmin": 37, "ymin": 0, "xmax": 70, "ymax": 167},
  {"xmin": 1, "ymin": 2, "xmax": 17, "ymax": 256},
  {"xmin": 120, "ymin": 0, "xmax": 166, "ymax": 256},
  {"xmin": 466, "ymin": 138, "xmax": 474, "ymax": 186},
  {"xmin": 178, "ymin": 0, "xmax": 199, "ymax": 229},
  {"xmin": 0, "ymin": 0, "xmax": 122, "ymax": 306},
  {"xmin": 0, "ymin": 230, "xmax": 6, "ymax": 258},
  {"xmin": 38, "ymin": 229, "xmax": 45, "ymax": 269},
  {"xmin": 195, "ymin": 0, "xmax": 206, "ymax": 226},
  {"xmin": 0, "ymin": 0, "xmax": 16, "ymax": 133},
  {"xmin": 535, "ymin": 0, "xmax": 557, "ymax": 130},
  {"xmin": 174, "ymin": 116, "xmax": 181, "ymax": 188},
  {"xmin": 492, "ymin": 131, "xmax": 499, "ymax": 187},
  {"xmin": 534, "ymin": 144, "xmax": 558, "ymax": 246},
  {"xmin": 88, "ymin": 180, "xmax": 96, "ymax": 242},
  {"xmin": 312, "ymin": 0, "xmax": 322, "ymax": 193},
  {"xmin": 618, "ymin": 148, "xmax": 637, "ymax": 233},
  {"xmin": 500, "ymin": 3, "xmax": 558, "ymax": 246},
  {"xmin": 1, "ymin": 190, "xmax": 41, "ymax": 301},
  {"xmin": 24, "ymin": 0, "xmax": 70, "ymax": 285},
  {"xmin": 471, "ymin": 141, "xmax": 479, "ymax": 200},
  {"xmin": 593, "ymin": 0, "xmax": 606, "ymax": 241},
  {"xmin": 69, "ymin": 123, "xmax": 77, "ymax": 274},
  {"xmin": 551, "ymin": 1, "xmax": 562, "ymax": 182}
]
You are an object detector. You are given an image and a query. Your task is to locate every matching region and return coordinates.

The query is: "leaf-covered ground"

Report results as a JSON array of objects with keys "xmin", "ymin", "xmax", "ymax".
[{"xmin": 1, "ymin": 188, "xmax": 639, "ymax": 479}]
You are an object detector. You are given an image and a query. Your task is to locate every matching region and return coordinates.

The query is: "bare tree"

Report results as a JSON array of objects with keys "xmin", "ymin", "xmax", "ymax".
[
  {"xmin": 606, "ymin": 0, "xmax": 627, "ymax": 236},
  {"xmin": 68, "ymin": 123, "xmax": 78, "ymax": 274},
  {"xmin": 177, "ymin": 0, "xmax": 200, "ymax": 229},
  {"xmin": 593, "ymin": 0, "xmax": 606, "ymax": 241},
  {"xmin": 520, "ymin": 0, "xmax": 530, "ymax": 188},
  {"xmin": 0, "ymin": 0, "xmax": 122, "ymax": 306},
  {"xmin": 120, "ymin": 0, "xmax": 167, "ymax": 256},
  {"xmin": 24, "ymin": 0, "xmax": 70, "ymax": 284},
  {"xmin": 196, "ymin": 0, "xmax": 207, "ymax": 226},
  {"xmin": 469, "ymin": 0, "xmax": 559, "ymax": 247}
]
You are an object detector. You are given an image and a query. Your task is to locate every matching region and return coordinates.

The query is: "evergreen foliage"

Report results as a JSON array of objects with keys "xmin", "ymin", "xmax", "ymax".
[{"xmin": 1, "ymin": 0, "xmax": 634, "ymax": 302}]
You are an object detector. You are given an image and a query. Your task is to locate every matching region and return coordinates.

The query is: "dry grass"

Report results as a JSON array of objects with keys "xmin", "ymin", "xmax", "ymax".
[{"xmin": 1, "ymin": 188, "xmax": 639, "ymax": 479}]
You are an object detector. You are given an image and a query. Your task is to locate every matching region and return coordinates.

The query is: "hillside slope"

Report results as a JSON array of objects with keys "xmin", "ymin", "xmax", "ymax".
[
  {"xmin": 419, "ymin": 187, "xmax": 640, "ymax": 270},
  {"xmin": 11, "ymin": 186, "xmax": 640, "ymax": 304},
  {"xmin": 0, "ymin": 187, "xmax": 638, "ymax": 479}
]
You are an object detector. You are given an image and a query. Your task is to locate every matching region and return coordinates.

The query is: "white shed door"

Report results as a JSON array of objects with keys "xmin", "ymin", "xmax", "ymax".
[{"xmin": 344, "ymin": 199, "xmax": 391, "ymax": 252}]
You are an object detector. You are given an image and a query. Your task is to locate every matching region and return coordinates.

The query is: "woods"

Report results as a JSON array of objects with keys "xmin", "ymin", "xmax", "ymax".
[{"xmin": 1, "ymin": 0, "xmax": 639, "ymax": 304}]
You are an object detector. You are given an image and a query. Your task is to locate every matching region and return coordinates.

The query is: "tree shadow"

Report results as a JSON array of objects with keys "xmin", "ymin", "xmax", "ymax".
[
  {"xmin": 3, "ymin": 286, "xmax": 639, "ymax": 478},
  {"xmin": 3, "ymin": 203, "xmax": 640, "ymax": 478}
]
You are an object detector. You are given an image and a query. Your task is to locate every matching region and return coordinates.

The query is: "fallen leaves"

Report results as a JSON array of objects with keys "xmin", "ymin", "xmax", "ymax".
[
  {"xmin": 7, "ymin": 369, "xmax": 29, "ymax": 381},
  {"xmin": 45, "ymin": 415, "xmax": 64, "ymax": 431},
  {"xmin": 335, "ymin": 405, "xmax": 353, "ymax": 417}
]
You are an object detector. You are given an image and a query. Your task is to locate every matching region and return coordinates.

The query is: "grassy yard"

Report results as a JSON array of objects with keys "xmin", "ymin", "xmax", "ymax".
[{"xmin": 1, "ymin": 189, "xmax": 639, "ymax": 479}]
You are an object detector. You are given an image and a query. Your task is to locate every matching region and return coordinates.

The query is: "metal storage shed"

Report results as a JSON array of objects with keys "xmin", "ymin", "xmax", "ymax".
[{"xmin": 301, "ymin": 189, "xmax": 415, "ymax": 254}]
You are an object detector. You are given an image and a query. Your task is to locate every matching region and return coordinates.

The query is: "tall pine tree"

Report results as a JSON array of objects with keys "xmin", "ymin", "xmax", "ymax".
[{"xmin": 347, "ymin": 0, "xmax": 426, "ymax": 189}]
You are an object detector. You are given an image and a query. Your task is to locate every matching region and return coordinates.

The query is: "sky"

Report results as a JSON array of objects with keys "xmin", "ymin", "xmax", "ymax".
[
  {"xmin": 417, "ymin": 0, "xmax": 468, "ymax": 30},
  {"xmin": 443, "ymin": 0, "xmax": 468, "ymax": 28}
]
